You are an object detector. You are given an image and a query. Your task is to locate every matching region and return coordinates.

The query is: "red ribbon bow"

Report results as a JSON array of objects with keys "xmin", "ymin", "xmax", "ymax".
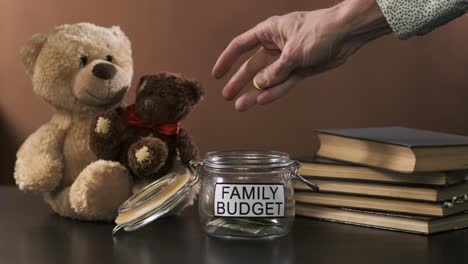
[{"xmin": 121, "ymin": 104, "xmax": 181, "ymax": 136}]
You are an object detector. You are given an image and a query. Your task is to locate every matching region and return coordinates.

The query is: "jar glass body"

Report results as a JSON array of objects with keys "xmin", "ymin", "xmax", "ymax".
[{"xmin": 198, "ymin": 166, "xmax": 295, "ymax": 239}]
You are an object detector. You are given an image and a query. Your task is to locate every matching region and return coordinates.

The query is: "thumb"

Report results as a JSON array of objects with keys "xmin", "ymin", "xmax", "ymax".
[{"xmin": 253, "ymin": 49, "xmax": 297, "ymax": 89}]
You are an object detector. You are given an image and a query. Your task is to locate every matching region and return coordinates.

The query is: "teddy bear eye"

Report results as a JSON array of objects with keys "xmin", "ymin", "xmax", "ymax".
[
  {"xmin": 80, "ymin": 55, "xmax": 88, "ymax": 66},
  {"xmin": 105, "ymin": 55, "xmax": 113, "ymax": 63}
]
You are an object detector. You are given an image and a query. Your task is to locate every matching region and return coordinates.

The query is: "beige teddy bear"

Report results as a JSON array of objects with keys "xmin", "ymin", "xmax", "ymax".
[
  {"xmin": 15, "ymin": 23, "xmax": 198, "ymax": 222},
  {"xmin": 14, "ymin": 23, "xmax": 136, "ymax": 221}
]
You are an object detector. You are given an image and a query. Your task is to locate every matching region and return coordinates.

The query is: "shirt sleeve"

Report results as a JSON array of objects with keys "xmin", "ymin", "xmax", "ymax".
[{"xmin": 376, "ymin": 0, "xmax": 468, "ymax": 39}]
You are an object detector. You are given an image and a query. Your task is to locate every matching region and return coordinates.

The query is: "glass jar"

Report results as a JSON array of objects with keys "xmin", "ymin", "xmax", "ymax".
[{"xmin": 192, "ymin": 150, "xmax": 318, "ymax": 239}]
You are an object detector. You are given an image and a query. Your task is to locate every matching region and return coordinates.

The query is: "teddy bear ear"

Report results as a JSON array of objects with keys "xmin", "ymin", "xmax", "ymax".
[
  {"xmin": 187, "ymin": 80, "xmax": 204, "ymax": 105},
  {"xmin": 20, "ymin": 33, "xmax": 48, "ymax": 76},
  {"xmin": 136, "ymin": 76, "xmax": 150, "ymax": 94},
  {"xmin": 110, "ymin": 25, "xmax": 131, "ymax": 51}
]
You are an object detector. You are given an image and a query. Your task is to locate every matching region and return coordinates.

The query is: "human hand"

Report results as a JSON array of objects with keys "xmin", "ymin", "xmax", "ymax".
[{"xmin": 212, "ymin": 0, "xmax": 391, "ymax": 111}]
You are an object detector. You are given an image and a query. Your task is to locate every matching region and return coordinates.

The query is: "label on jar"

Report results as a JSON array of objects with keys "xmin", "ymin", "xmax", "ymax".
[{"xmin": 214, "ymin": 183, "xmax": 285, "ymax": 217}]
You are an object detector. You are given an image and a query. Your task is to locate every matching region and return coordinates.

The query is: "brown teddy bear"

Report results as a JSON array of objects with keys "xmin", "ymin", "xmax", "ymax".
[
  {"xmin": 14, "ymin": 23, "xmax": 135, "ymax": 221},
  {"xmin": 89, "ymin": 72, "xmax": 203, "ymax": 183}
]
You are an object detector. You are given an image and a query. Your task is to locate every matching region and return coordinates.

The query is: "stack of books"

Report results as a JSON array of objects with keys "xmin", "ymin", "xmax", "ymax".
[{"xmin": 295, "ymin": 127, "xmax": 468, "ymax": 234}]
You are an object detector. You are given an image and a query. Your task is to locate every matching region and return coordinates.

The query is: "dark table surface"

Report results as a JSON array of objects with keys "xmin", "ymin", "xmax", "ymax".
[{"xmin": 1, "ymin": 186, "xmax": 467, "ymax": 264}]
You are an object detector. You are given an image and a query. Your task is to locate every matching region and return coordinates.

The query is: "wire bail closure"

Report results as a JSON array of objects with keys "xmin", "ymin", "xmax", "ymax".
[
  {"xmin": 289, "ymin": 161, "xmax": 319, "ymax": 191},
  {"xmin": 189, "ymin": 160, "xmax": 204, "ymax": 177},
  {"xmin": 190, "ymin": 159, "xmax": 318, "ymax": 192}
]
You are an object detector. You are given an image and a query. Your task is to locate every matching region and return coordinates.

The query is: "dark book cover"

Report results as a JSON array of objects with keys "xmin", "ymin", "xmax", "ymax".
[{"xmin": 318, "ymin": 127, "xmax": 468, "ymax": 148}]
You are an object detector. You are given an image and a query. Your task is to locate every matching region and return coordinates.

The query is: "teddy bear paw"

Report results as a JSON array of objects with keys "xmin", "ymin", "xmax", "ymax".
[
  {"xmin": 128, "ymin": 138, "xmax": 169, "ymax": 178},
  {"xmin": 135, "ymin": 145, "xmax": 152, "ymax": 164},
  {"xmin": 95, "ymin": 117, "xmax": 111, "ymax": 134}
]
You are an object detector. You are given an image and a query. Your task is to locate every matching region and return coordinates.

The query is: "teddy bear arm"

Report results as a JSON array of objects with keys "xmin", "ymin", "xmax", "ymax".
[
  {"xmin": 89, "ymin": 109, "xmax": 124, "ymax": 159},
  {"xmin": 176, "ymin": 128, "xmax": 199, "ymax": 166},
  {"xmin": 93, "ymin": 145, "xmax": 121, "ymax": 161},
  {"xmin": 14, "ymin": 116, "xmax": 70, "ymax": 193}
]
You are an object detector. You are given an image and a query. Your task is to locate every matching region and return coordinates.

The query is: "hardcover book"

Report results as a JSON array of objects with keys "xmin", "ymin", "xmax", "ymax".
[
  {"xmin": 295, "ymin": 191, "xmax": 468, "ymax": 217},
  {"xmin": 317, "ymin": 127, "xmax": 468, "ymax": 173},
  {"xmin": 294, "ymin": 179, "xmax": 468, "ymax": 202},
  {"xmin": 298, "ymin": 158, "xmax": 467, "ymax": 186},
  {"xmin": 296, "ymin": 204, "xmax": 468, "ymax": 234}
]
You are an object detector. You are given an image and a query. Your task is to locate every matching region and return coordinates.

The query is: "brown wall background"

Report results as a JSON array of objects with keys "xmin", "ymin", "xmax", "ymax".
[{"xmin": 1, "ymin": 0, "xmax": 467, "ymax": 184}]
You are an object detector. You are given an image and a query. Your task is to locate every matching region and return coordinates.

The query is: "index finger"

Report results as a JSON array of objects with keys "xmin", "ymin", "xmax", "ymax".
[{"xmin": 212, "ymin": 26, "xmax": 261, "ymax": 79}]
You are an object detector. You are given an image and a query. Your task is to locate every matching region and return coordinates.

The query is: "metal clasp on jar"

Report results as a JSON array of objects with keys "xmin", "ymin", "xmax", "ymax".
[
  {"xmin": 289, "ymin": 161, "xmax": 319, "ymax": 191},
  {"xmin": 189, "ymin": 160, "xmax": 204, "ymax": 174}
]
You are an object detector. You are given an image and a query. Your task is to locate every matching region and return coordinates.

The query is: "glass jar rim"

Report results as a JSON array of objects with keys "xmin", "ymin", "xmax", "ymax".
[{"xmin": 203, "ymin": 150, "xmax": 293, "ymax": 170}]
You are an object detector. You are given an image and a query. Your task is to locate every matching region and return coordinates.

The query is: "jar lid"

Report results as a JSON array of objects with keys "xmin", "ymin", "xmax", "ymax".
[
  {"xmin": 112, "ymin": 168, "xmax": 199, "ymax": 235},
  {"xmin": 203, "ymin": 150, "xmax": 293, "ymax": 170}
]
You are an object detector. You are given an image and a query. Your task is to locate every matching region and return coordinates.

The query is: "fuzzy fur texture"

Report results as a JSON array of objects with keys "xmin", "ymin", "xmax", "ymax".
[
  {"xmin": 15, "ymin": 23, "xmax": 134, "ymax": 221},
  {"xmin": 22, "ymin": 23, "xmax": 133, "ymax": 114},
  {"xmin": 90, "ymin": 72, "xmax": 204, "ymax": 181},
  {"xmin": 16, "ymin": 23, "xmax": 200, "ymax": 222},
  {"xmin": 69, "ymin": 160, "xmax": 132, "ymax": 220}
]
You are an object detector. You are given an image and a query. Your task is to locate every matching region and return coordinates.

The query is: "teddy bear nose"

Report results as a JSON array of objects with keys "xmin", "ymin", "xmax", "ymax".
[{"xmin": 92, "ymin": 63, "xmax": 116, "ymax": 80}]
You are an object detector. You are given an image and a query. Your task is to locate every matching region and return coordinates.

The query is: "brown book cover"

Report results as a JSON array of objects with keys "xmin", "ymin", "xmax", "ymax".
[
  {"xmin": 294, "ymin": 179, "xmax": 468, "ymax": 202},
  {"xmin": 296, "ymin": 203, "xmax": 468, "ymax": 234},
  {"xmin": 316, "ymin": 127, "xmax": 468, "ymax": 173},
  {"xmin": 298, "ymin": 158, "xmax": 467, "ymax": 186},
  {"xmin": 295, "ymin": 191, "xmax": 468, "ymax": 217}
]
